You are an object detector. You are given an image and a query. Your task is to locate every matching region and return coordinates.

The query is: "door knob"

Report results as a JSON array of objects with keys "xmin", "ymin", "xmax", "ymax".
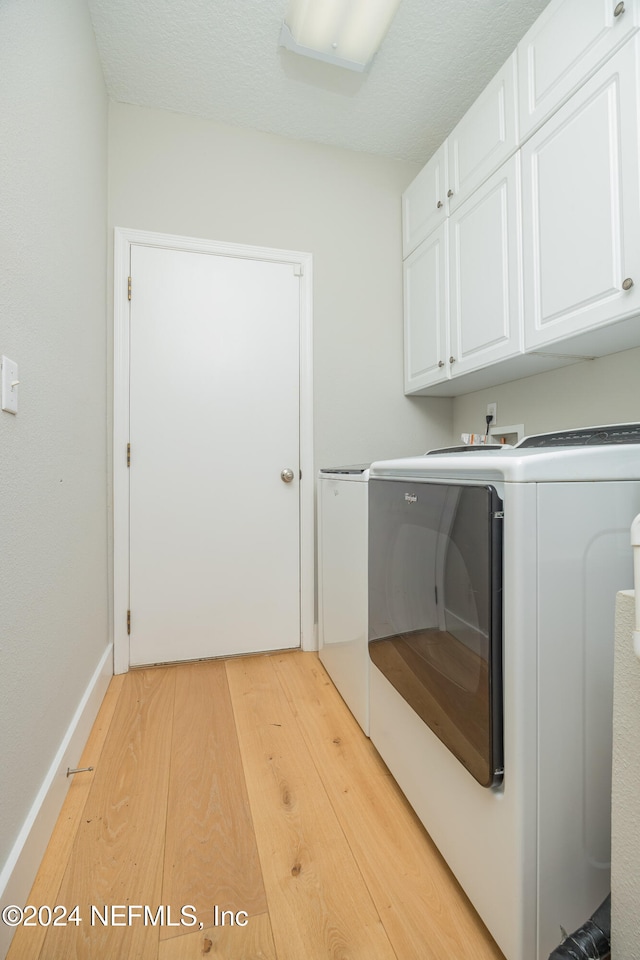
[
  {"xmin": 281, "ymin": 468, "xmax": 295, "ymax": 483},
  {"xmin": 614, "ymin": 2, "xmax": 625, "ymax": 16},
  {"xmin": 622, "ymin": 277, "xmax": 634, "ymax": 290}
]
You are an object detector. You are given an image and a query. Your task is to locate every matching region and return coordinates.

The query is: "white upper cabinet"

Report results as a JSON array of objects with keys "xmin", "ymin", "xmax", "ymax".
[
  {"xmin": 402, "ymin": 144, "xmax": 448, "ymax": 259},
  {"xmin": 404, "ymin": 157, "xmax": 522, "ymax": 395},
  {"xmin": 403, "ymin": 54, "xmax": 519, "ymax": 261},
  {"xmin": 447, "ymin": 53, "xmax": 519, "ymax": 213},
  {"xmin": 402, "ymin": 0, "xmax": 640, "ymax": 395},
  {"xmin": 522, "ymin": 38, "xmax": 640, "ymax": 351},
  {"xmin": 403, "ymin": 222, "xmax": 449, "ymax": 392},
  {"xmin": 518, "ymin": 0, "xmax": 640, "ymax": 141},
  {"xmin": 449, "ymin": 155, "xmax": 523, "ymax": 375}
]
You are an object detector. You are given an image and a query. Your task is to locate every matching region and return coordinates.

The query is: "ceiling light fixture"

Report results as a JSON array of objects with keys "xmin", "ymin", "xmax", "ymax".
[{"xmin": 279, "ymin": 0, "xmax": 403, "ymax": 73}]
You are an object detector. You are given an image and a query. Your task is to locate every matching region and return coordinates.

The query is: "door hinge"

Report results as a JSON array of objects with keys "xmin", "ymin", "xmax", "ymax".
[
  {"xmin": 127, "ymin": 443, "xmax": 131, "ymax": 467},
  {"xmin": 128, "ymin": 276, "xmax": 132, "ymax": 301},
  {"xmin": 127, "ymin": 610, "xmax": 131, "ymax": 635},
  {"xmin": 293, "ymin": 263, "xmax": 303, "ymax": 277}
]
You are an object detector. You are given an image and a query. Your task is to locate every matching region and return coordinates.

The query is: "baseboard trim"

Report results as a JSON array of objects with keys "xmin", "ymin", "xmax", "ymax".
[{"xmin": 0, "ymin": 644, "xmax": 113, "ymax": 957}]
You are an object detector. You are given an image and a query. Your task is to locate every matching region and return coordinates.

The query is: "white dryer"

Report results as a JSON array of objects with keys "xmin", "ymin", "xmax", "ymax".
[{"xmin": 317, "ymin": 465, "xmax": 369, "ymax": 734}]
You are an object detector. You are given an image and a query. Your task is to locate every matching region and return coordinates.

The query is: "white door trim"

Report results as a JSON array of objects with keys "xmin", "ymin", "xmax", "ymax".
[{"xmin": 113, "ymin": 227, "xmax": 314, "ymax": 674}]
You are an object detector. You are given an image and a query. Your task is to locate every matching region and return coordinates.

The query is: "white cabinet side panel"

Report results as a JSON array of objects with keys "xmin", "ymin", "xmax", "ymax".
[
  {"xmin": 318, "ymin": 477, "xmax": 369, "ymax": 733},
  {"xmin": 536, "ymin": 480, "xmax": 640, "ymax": 956}
]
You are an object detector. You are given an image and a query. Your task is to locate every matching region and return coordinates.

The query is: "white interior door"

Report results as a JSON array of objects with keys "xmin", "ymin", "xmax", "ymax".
[{"xmin": 128, "ymin": 244, "xmax": 302, "ymax": 666}]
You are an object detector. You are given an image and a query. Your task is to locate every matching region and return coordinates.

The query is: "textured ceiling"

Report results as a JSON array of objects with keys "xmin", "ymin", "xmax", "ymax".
[{"xmin": 87, "ymin": 0, "xmax": 551, "ymax": 164}]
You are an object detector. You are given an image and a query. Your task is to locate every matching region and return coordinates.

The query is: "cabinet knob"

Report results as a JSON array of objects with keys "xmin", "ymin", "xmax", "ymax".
[
  {"xmin": 614, "ymin": 2, "xmax": 625, "ymax": 16},
  {"xmin": 622, "ymin": 277, "xmax": 634, "ymax": 290},
  {"xmin": 438, "ymin": 360, "xmax": 445, "ymax": 368},
  {"xmin": 447, "ymin": 189, "xmax": 454, "ymax": 198},
  {"xmin": 437, "ymin": 200, "xmax": 443, "ymax": 209},
  {"xmin": 449, "ymin": 356, "xmax": 456, "ymax": 364}
]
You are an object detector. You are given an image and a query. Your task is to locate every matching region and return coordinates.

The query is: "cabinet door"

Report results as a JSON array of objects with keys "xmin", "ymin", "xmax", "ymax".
[
  {"xmin": 448, "ymin": 156, "xmax": 523, "ymax": 376},
  {"xmin": 448, "ymin": 53, "xmax": 518, "ymax": 213},
  {"xmin": 404, "ymin": 223, "xmax": 449, "ymax": 393},
  {"xmin": 518, "ymin": 0, "xmax": 640, "ymax": 140},
  {"xmin": 522, "ymin": 38, "xmax": 640, "ymax": 351},
  {"xmin": 402, "ymin": 144, "xmax": 448, "ymax": 259}
]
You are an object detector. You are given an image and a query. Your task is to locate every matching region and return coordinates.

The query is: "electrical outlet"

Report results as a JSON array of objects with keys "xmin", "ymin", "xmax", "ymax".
[{"xmin": 486, "ymin": 402, "xmax": 497, "ymax": 423}]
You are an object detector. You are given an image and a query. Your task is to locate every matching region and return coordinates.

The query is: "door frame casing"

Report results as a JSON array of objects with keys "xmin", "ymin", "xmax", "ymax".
[{"xmin": 113, "ymin": 227, "xmax": 314, "ymax": 674}]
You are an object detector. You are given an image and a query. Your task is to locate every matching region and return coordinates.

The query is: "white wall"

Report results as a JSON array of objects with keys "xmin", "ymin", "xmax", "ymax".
[
  {"xmin": 452, "ymin": 347, "xmax": 640, "ymax": 441},
  {"xmin": 0, "ymin": 0, "xmax": 109, "ymax": 902},
  {"xmin": 108, "ymin": 102, "xmax": 453, "ymax": 468},
  {"xmin": 611, "ymin": 590, "xmax": 640, "ymax": 960}
]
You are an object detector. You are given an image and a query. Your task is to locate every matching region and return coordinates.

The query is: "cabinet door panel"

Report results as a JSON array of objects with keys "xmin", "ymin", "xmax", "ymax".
[
  {"xmin": 522, "ymin": 39, "xmax": 640, "ymax": 350},
  {"xmin": 518, "ymin": 0, "xmax": 639, "ymax": 140},
  {"xmin": 448, "ymin": 53, "xmax": 518, "ymax": 212},
  {"xmin": 402, "ymin": 144, "xmax": 447, "ymax": 259},
  {"xmin": 404, "ymin": 223, "xmax": 449, "ymax": 393},
  {"xmin": 449, "ymin": 157, "xmax": 522, "ymax": 375}
]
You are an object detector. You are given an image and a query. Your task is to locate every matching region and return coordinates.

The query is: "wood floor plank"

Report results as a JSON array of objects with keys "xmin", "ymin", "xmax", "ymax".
[
  {"xmin": 272, "ymin": 651, "xmax": 505, "ymax": 960},
  {"xmin": 6, "ymin": 675, "xmax": 125, "ymax": 960},
  {"xmin": 160, "ymin": 661, "xmax": 267, "ymax": 941},
  {"xmin": 37, "ymin": 667, "xmax": 176, "ymax": 960},
  {"xmin": 157, "ymin": 911, "xmax": 276, "ymax": 960},
  {"xmin": 226, "ymin": 654, "xmax": 398, "ymax": 960}
]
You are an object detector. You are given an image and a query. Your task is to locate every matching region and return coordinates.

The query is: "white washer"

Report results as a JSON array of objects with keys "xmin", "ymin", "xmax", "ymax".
[
  {"xmin": 368, "ymin": 424, "xmax": 640, "ymax": 960},
  {"xmin": 317, "ymin": 465, "xmax": 369, "ymax": 734}
]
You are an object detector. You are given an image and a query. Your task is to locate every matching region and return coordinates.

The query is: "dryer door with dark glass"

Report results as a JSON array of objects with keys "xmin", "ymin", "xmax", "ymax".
[{"xmin": 368, "ymin": 479, "xmax": 503, "ymax": 787}]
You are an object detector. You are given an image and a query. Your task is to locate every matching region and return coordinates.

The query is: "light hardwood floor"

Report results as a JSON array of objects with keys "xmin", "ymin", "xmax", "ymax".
[{"xmin": 7, "ymin": 651, "xmax": 505, "ymax": 960}]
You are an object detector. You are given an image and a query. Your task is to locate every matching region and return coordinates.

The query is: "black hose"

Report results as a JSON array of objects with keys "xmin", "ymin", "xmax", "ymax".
[{"xmin": 548, "ymin": 895, "xmax": 611, "ymax": 959}]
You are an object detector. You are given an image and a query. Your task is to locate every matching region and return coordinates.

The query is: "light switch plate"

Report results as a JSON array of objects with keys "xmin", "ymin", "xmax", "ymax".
[{"xmin": 2, "ymin": 356, "xmax": 19, "ymax": 414}]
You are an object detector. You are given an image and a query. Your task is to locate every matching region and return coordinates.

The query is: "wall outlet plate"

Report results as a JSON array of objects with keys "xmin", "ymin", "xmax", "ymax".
[{"xmin": 2, "ymin": 356, "xmax": 19, "ymax": 414}]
